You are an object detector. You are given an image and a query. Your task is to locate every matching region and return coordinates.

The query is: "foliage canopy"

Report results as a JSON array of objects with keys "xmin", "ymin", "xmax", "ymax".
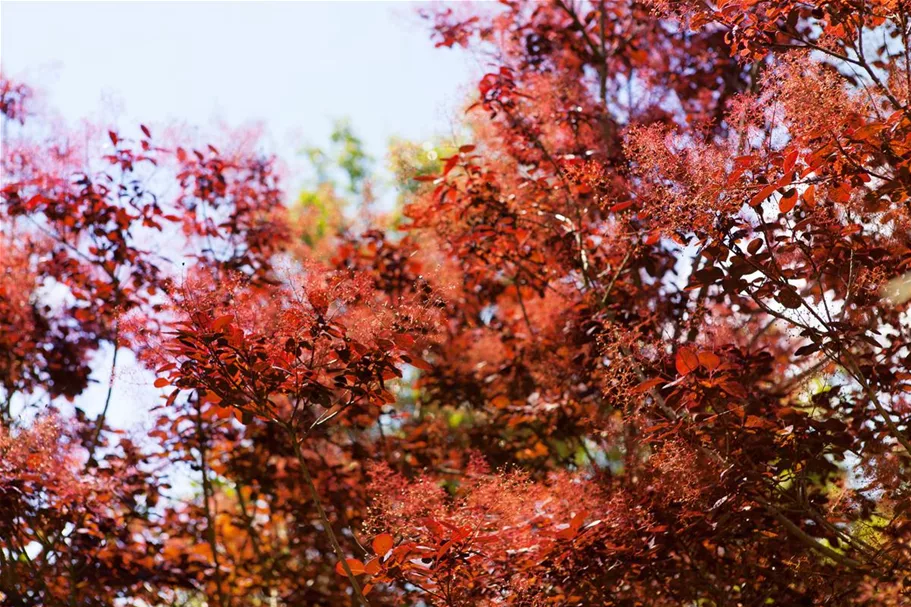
[{"xmin": 3, "ymin": 1, "xmax": 911, "ymax": 605}]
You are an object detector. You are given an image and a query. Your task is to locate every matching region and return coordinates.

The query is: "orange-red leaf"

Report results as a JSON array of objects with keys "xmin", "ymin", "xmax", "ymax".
[
  {"xmin": 630, "ymin": 377, "xmax": 664, "ymax": 394},
  {"xmin": 491, "ymin": 394, "xmax": 511, "ymax": 408},
  {"xmin": 745, "ymin": 415, "xmax": 774, "ymax": 429},
  {"xmin": 365, "ymin": 557, "xmax": 382, "ymax": 575},
  {"xmin": 697, "ymin": 351, "xmax": 721, "ymax": 371},
  {"xmin": 750, "ymin": 184, "xmax": 777, "ymax": 207},
  {"xmin": 802, "ymin": 184, "xmax": 816, "ymax": 208},
  {"xmin": 335, "ymin": 558, "xmax": 366, "ymax": 577},
  {"xmin": 372, "ymin": 533, "xmax": 394, "ymax": 556},
  {"xmin": 778, "ymin": 189, "xmax": 798, "ymax": 213},
  {"xmin": 676, "ymin": 347, "xmax": 699, "ymax": 376},
  {"xmin": 211, "ymin": 314, "xmax": 233, "ymax": 332},
  {"xmin": 410, "ymin": 356, "xmax": 433, "ymax": 372},
  {"xmin": 610, "ymin": 200, "xmax": 634, "ymax": 213},
  {"xmin": 782, "ymin": 149, "xmax": 798, "ymax": 174}
]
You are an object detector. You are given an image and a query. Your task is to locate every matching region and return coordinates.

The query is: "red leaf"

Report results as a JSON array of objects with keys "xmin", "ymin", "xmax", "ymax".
[
  {"xmin": 24, "ymin": 194, "xmax": 44, "ymax": 210},
  {"xmin": 745, "ymin": 415, "xmax": 774, "ymax": 429},
  {"xmin": 365, "ymin": 557, "xmax": 382, "ymax": 575},
  {"xmin": 720, "ymin": 381, "xmax": 747, "ymax": 398},
  {"xmin": 154, "ymin": 378, "xmax": 170, "ymax": 389},
  {"xmin": 201, "ymin": 391, "xmax": 222, "ymax": 405},
  {"xmin": 443, "ymin": 155, "xmax": 459, "ymax": 175},
  {"xmin": 570, "ymin": 510, "xmax": 587, "ymax": 531},
  {"xmin": 410, "ymin": 356, "xmax": 433, "ymax": 372},
  {"xmin": 373, "ymin": 533, "xmax": 394, "ymax": 555},
  {"xmin": 212, "ymin": 314, "xmax": 233, "ymax": 332},
  {"xmin": 778, "ymin": 189, "xmax": 798, "ymax": 213},
  {"xmin": 308, "ymin": 291, "xmax": 329, "ymax": 315},
  {"xmin": 335, "ymin": 558, "xmax": 366, "ymax": 577},
  {"xmin": 802, "ymin": 184, "xmax": 816, "ymax": 208},
  {"xmin": 491, "ymin": 394, "xmax": 511, "ymax": 408},
  {"xmin": 750, "ymin": 184, "xmax": 778, "ymax": 207},
  {"xmin": 697, "ymin": 351, "xmax": 721, "ymax": 371},
  {"xmin": 782, "ymin": 149, "xmax": 798, "ymax": 174},
  {"xmin": 610, "ymin": 200, "xmax": 634, "ymax": 213},
  {"xmin": 675, "ymin": 347, "xmax": 699, "ymax": 376},
  {"xmin": 140, "ymin": 124, "xmax": 151, "ymax": 138},
  {"xmin": 630, "ymin": 377, "xmax": 664, "ymax": 394}
]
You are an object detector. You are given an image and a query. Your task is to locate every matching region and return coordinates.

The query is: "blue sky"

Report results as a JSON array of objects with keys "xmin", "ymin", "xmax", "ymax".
[
  {"xmin": 1, "ymin": 1, "xmax": 481, "ymax": 429},
  {"xmin": 1, "ymin": 1, "xmax": 480, "ymax": 181}
]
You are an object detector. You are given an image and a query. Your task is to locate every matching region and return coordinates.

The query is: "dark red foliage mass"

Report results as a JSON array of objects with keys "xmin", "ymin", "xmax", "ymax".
[{"xmin": 3, "ymin": 1, "xmax": 911, "ymax": 605}]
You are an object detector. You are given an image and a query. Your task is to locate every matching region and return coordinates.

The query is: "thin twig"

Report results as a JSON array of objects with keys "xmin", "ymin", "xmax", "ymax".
[{"xmin": 284, "ymin": 423, "xmax": 370, "ymax": 606}]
